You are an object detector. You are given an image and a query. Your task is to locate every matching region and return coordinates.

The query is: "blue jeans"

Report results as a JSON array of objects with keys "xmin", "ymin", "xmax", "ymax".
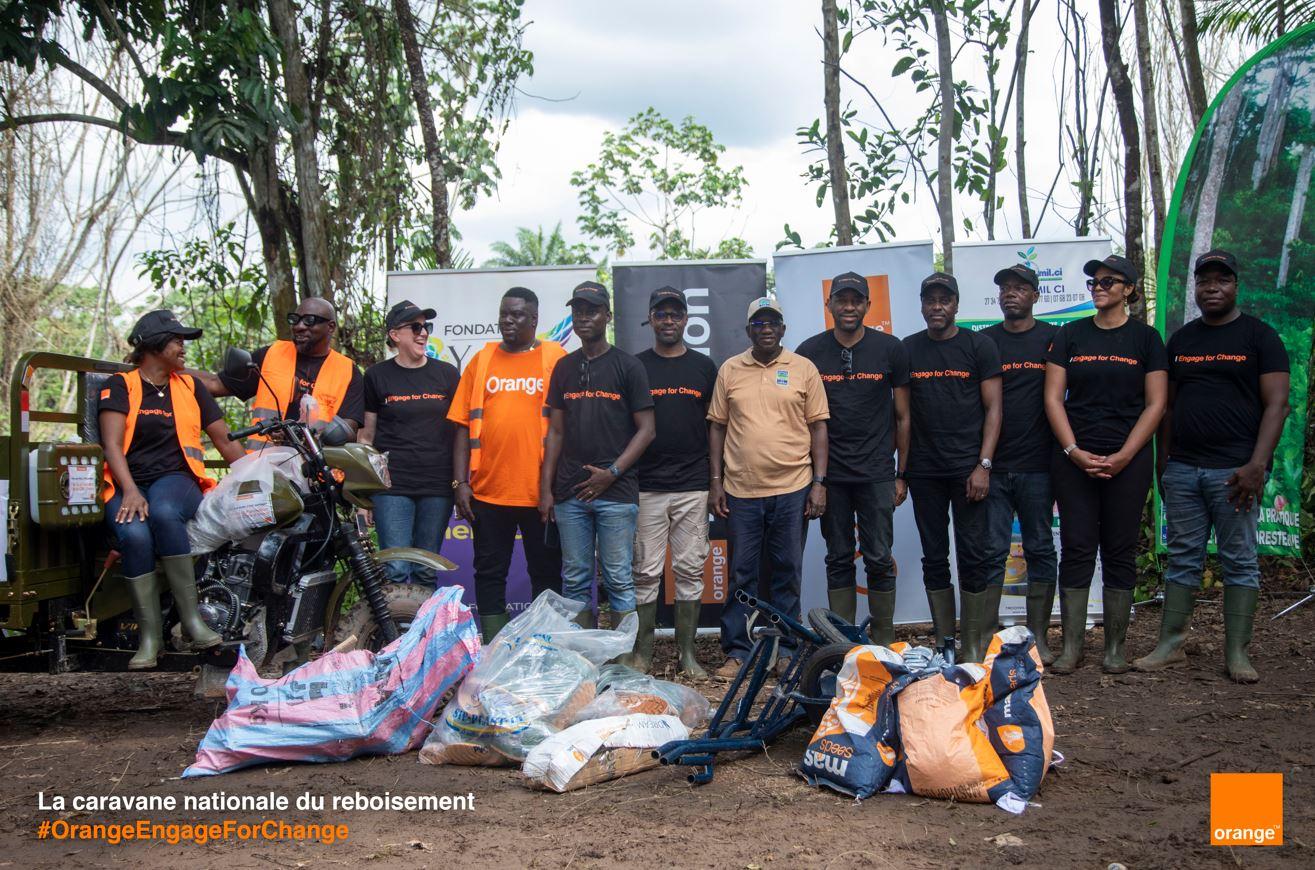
[
  {"xmin": 721, "ymin": 485, "xmax": 810, "ymax": 661},
  {"xmin": 556, "ymin": 497, "xmax": 640, "ymax": 613},
  {"xmin": 985, "ymin": 471, "xmax": 1057, "ymax": 590},
  {"xmin": 372, "ymin": 493, "xmax": 453, "ymax": 584},
  {"xmin": 1162, "ymin": 460, "xmax": 1261, "ymax": 590},
  {"xmin": 106, "ymin": 472, "xmax": 203, "ymax": 577}
]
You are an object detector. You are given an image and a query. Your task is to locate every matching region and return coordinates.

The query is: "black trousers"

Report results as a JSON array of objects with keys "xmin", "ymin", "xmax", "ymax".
[
  {"xmin": 909, "ymin": 475, "xmax": 991, "ymax": 593},
  {"xmin": 1052, "ymin": 444, "xmax": 1153, "ymax": 592},
  {"xmin": 820, "ymin": 479, "xmax": 897, "ymax": 592},
  {"xmin": 471, "ymin": 498, "xmax": 562, "ymax": 615}
]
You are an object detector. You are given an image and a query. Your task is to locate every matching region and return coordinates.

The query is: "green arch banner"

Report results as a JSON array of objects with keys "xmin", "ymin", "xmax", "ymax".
[{"xmin": 1156, "ymin": 24, "xmax": 1315, "ymax": 555}]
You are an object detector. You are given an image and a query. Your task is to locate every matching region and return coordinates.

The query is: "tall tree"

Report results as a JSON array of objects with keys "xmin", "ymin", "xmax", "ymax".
[
  {"xmin": 1015, "ymin": 0, "xmax": 1040, "ymax": 238},
  {"xmin": 1098, "ymin": 0, "xmax": 1145, "ymax": 317},
  {"xmin": 392, "ymin": 0, "xmax": 451, "ymax": 268},
  {"xmin": 1133, "ymin": 0, "xmax": 1168, "ymax": 246},
  {"xmin": 1278, "ymin": 144, "xmax": 1315, "ymax": 286},
  {"xmin": 1179, "ymin": 0, "xmax": 1210, "ymax": 125},
  {"xmin": 822, "ymin": 0, "xmax": 853, "ymax": 245},
  {"xmin": 931, "ymin": 0, "xmax": 957, "ymax": 270}
]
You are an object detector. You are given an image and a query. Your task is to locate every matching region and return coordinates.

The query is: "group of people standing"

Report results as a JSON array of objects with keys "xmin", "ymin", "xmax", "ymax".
[{"xmin": 98, "ymin": 248, "xmax": 1288, "ymax": 685}]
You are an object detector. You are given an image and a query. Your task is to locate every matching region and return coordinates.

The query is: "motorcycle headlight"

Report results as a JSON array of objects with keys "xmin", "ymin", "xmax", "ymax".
[{"xmin": 369, "ymin": 450, "xmax": 392, "ymax": 489}]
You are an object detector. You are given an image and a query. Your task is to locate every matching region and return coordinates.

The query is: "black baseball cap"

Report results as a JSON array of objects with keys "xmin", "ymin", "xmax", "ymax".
[
  {"xmin": 567, "ymin": 281, "xmax": 610, "ymax": 307},
  {"xmin": 385, "ymin": 299, "xmax": 437, "ymax": 330},
  {"xmin": 829, "ymin": 271, "xmax": 869, "ymax": 299},
  {"xmin": 643, "ymin": 286, "xmax": 687, "ymax": 325},
  {"xmin": 1083, "ymin": 254, "xmax": 1139, "ymax": 285},
  {"xmin": 920, "ymin": 272, "xmax": 959, "ymax": 297},
  {"xmin": 1194, "ymin": 249, "xmax": 1238, "ymax": 277},
  {"xmin": 993, "ymin": 264, "xmax": 1039, "ymax": 291},
  {"xmin": 128, "ymin": 309, "xmax": 202, "ymax": 346}
]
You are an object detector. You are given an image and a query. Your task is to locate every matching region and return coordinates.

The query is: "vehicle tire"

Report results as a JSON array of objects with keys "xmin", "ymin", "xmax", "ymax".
[
  {"xmin": 333, "ymin": 583, "xmax": 434, "ymax": 653},
  {"xmin": 808, "ymin": 608, "xmax": 865, "ymax": 645},
  {"xmin": 797, "ymin": 641, "xmax": 855, "ymax": 727}
]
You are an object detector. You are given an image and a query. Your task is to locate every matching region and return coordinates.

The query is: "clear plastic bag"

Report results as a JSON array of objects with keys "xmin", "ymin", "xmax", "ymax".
[
  {"xmin": 572, "ymin": 664, "xmax": 710, "ymax": 730},
  {"xmin": 419, "ymin": 591, "xmax": 638, "ymax": 765},
  {"xmin": 187, "ymin": 447, "xmax": 306, "ymax": 554}
]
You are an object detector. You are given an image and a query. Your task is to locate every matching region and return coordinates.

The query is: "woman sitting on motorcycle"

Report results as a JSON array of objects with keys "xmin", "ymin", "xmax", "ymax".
[{"xmin": 99, "ymin": 310, "xmax": 246, "ymax": 669}]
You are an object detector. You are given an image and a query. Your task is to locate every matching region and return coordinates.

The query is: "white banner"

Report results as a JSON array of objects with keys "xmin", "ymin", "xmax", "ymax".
[
  {"xmin": 386, "ymin": 265, "xmax": 598, "ymax": 372},
  {"xmin": 773, "ymin": 241, "xmax": 934, "ymax": 625}
]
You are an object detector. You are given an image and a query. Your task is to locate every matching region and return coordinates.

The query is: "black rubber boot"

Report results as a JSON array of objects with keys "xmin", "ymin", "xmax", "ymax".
[
  {"xmin": 629, "ymin": 602, "xmax": 658, "ymax": 673},
  {"xmin": 674, "ymin": 600, "xmax": 708, "ymax": 679},
  {"xmin": 925, "ymin": 587, "xmax": 957, "ymax": 656},
  {"xmin": 1223, "ymin": 586, "xmax": 1260, "ymax": 684},
  {"xmin": 479, "ymin": 611, "xmax": 510, "ymax": 645},
  {"xmin": 1049, "ymin": 586, "xmax": 1090, "ymax": 674},
  {"xmin": 1133, "ymin": 583, "xmax": 1195, "ymax": 672},
  {"xmin": 1101, "ymin": 588, "xmax": 1133, "ymax": 674},
  {"xmin": 867, "ymin": 589, "xmax": 897, "ymax": 647},
  {"xmin": 958, "ymin": 589, "xmax": 987, "ymax": 663},
  {"xmin": 983, "ymin": 583, "xmax": 1003, "ymax": 635},
  {"xmin": 125, "ymin": 571, "xmax": 163, "ymax": 670},
  {"xmin": 1025, "ymin": 581, "xmax": 1057, "ymax": 665},
  {"xmin": 160, "ymin": 555, "xmax": 222, "ymax": 649},
  {"xmin": 573, "ymin": 607, "xmax": 596, "ymax": 629},
  {"xmin": 828, "ymin": 585, "xmax": 858, "ymax": 625}
]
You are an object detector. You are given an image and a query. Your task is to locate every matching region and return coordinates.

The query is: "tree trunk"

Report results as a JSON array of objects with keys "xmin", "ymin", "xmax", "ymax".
[
  {"xmin": 1253, "ymin": 56, "xmax": 1293, "ymax": 190},
  {"xmin": 392, "ymin": 0, "xmax": 453, "ymax": 268},
  {"xmin": 1278, "ymin": 144, "xmax": 1314, "ymax": 287},
  {"xmin": 1187, "ymin": 86, "xmax": 1243, "ymax": 321},
  {"xmin": 1178, "ymin": 0, "xmax": 1208, "ymax": 126},
  {"xmin": 1133, "ymin": 0, "xmax": 1167, "ymax": 249},
  {"xmin": 931, "ymin": 0, "xmax": 956, "ymax": 272},
  {"xmin": 1098, "ymin": 0, "xmax": 1145, "ymax": 319},
  {"xmin": 822, "ymin": 0, "xmax": 853, "ymax": 246},
  {"xmin": 243, "ymin": 137, "xmax": 297, "ymax": 339},
  {"xmin": 267, "ymin": 0, "xmax": 333, "ymax": 300},
  {"xmin": 1015, "ymin": 0, "xmax": 1036, "ymax": 238}
]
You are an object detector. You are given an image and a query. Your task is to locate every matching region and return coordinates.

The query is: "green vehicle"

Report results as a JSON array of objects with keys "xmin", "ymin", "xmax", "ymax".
[{"xmin": 0, "ymin": 349, "xmax": 454, "ymax": 674}]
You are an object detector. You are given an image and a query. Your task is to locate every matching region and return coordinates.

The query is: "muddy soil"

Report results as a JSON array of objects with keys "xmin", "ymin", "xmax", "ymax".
[{"xmin": 0, "ymin": 586, "xmax": 1311, "ymax": 869}]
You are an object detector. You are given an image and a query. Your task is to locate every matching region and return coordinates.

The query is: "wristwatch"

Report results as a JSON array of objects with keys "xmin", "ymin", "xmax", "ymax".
[
  {"xmin": 607, "ymin": 464, "xmax": 621, "ymax": 478},
  {"xmin": 1063, "ymin": 443, "xmax": 1079, "ymax": 456},
  {"xmin": 812, "ymin": 474, "xmax": 826, "ymax": 485},
  {"xmin": 979, "ymin": 458, "xmax": 993, "ymax": 471}
]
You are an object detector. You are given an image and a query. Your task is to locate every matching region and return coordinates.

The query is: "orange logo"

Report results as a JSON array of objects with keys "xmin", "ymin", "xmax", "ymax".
[
  {"xmin": 822, "ymin": 275, "xmax": 893, "ymax": 333},
  {"xmin": 1210, "ymin": 773, "xmax": 1283, "ymax": 846},
  {"xmin": 996, "ymin": 724, "xmax": 1026, "ymax": 754},
  {"xmin": 876, "ymin": 741, "xmax": 896, "ymax": 767}
]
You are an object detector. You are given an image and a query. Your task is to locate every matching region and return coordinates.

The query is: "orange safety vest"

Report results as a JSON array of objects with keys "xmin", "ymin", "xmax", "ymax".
[
  {"xmin": 246, "ymin": 340, "xmax": 354, "ymax": 450},
  {"xmin": 466, "ymin": 340, "xmax": 563, "ymax": 474},
  {"xmin": 102, "ymin": 370, "xmax": 216, "ymax": 502}
]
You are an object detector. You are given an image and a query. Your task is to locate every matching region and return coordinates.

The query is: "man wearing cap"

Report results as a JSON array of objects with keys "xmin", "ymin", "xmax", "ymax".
[
  {"xmin": 1134, "ymin": 250, "xmax": 1289, "ymax": 683},
  {"xmin": 797, "ymin": 272, "xmax": 910, "ymax": 645},
  {"xmin": 708, "ymin": 297, "xmax": 830, "ymax": 678},
  {"xmin": 541, "ymin": 282, "xmax": 655, "ymax": 636},
  {"xmin": 193, "ymin": 297, "xmax": 365, "ymax": 449},
  {"xmin": 450, "ymin": 287, "xmax": 567, "ymax": 642},
  {"xmin": 629, "ymin": 286, "xmax": 719, "ymax": 675},
  {"xmin": 980, "ymin": 265, "xmax": 1060, "ymax": 664},
  {"xmin": 902, "ymin": 272, "xmax": 1002, "ymax": 659}
]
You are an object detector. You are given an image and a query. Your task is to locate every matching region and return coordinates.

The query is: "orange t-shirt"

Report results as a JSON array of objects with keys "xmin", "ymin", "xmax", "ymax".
[{"xmin": 448, "ymin": 342, "xmax": 567, "ymax": 507}]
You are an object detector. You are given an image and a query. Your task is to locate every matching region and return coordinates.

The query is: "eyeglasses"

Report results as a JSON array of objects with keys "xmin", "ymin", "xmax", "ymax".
[
  {"xmin": 286, "ymin": 313, "xmax": 334, "ymax": 327},
  {"xmin": 1086, "ymin": 277, "xmax": 1127, "ymax": 291},
  {"xmin": 394, "ymin": 321, "xmax": 433, "ymax": 335},
  {"xmin": 749, "ymin": 319, "xmax": 784, "ymax": 330},
  {"xmin": 579, "ymin": 358, "xmax": 591, "ymax": 389},
  {"xmin": 840, "ymin": 348, "xmax": 853, "ymax": 379},
  {"xmin": 649, "ymin": 310, "xmax": 684, "ymax": 322}
]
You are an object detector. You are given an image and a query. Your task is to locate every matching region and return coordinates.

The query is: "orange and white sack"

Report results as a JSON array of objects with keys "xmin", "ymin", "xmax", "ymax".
[{"xmin": 521, "ymin": 714, "xmax": 688, "ymax": 792}]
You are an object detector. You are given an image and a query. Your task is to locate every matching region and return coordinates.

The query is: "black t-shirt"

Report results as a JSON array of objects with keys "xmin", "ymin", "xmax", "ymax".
[
  {"xmin": 98, "ymin": 374, "xmax": 223, "ymax": 488},
  {"xmin": 1167, "ymin": 313, "xmax": 1290, "ymax": 468},
  {"xmin": 547, "ymin": 346, "xmax": 653, "ymax": 504},
  {"xmin": 219, "ymin": 345, "xmax": 366, "ymax": 425},
  {"xmin": 1045, "ymin": 316, "xmax": 1168, "ymax": 454},
  {"xmin": 636, "ymin": 349, "xmax": 718, "ymax": 493},
  {"xmin": 364, "ymin": 358, "xmax": 461, "ymax": 496},
  {"xmin": 902, "ymin": 328, "xmax": 1002, "ymax": 478},
  {"xmin": 982, "ymin": 321, "xmax": 1059, "ymax": 473},
  {"xmin": 796, "ymin": 328, "xmax": 910, "ymax": 483}
]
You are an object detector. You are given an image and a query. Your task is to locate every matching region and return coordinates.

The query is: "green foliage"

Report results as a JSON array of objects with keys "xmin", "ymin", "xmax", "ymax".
[
  {"xmin": 485, "ymin": 222, "xmax": 594, "ymax": 267},
  {"xmin": 1200, "ymin": 0, "xmax": 1315, "ymax": 42},
  {"xmin": 571, "ymin": 108, "xmax": 751, "ymax": 259}
]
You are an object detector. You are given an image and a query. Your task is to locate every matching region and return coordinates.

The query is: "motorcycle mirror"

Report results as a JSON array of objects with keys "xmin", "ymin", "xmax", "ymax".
[
  {"xmin": 221, "ymin": 346, "xmax": 254, "ymax": 378},
  {"xmin": 319, "ymin": 416, "xmax": 353, "ymax": 447}
]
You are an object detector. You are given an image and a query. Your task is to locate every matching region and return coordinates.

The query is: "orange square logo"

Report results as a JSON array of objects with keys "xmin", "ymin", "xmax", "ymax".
[{"xmin": 1210, "ymin": 773, "xmax": 1283, "ymax": 846}]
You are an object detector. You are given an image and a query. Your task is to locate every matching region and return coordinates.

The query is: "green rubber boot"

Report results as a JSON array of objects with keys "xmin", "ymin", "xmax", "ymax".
[
  {"xmin": 828, "ymin": 585, "xmax": 858, "ymax": 625},
  {"xmin": 1133, "ymin": 583, "xmax": 1195, "ymax": 672},
  {"xmin": 479, "ymin": 611, "xmax": 510, "ymax": 645},
  {"xmin": 125, "ymin": 570, "xmax": 163, "ymax": 670},
  {"xmin": 958, "ymin": 589, "xmax": 987, "ymax": 663},
  {"xmin": 1049, "ymin": 587, "xmax": 1090, "ymax": 674},
  {"xmin": 1025, "ymin": 581, "xmax": 1058, "ymax": 665},
  {"xmin": 160, "ymin": 555, "xmax": 222, "ymax": 650},
  {"xmin": 983, "ymin": 583, "xmax": 1003, "ymax": 636},
  {"xmin": 867, "ymin": 589, "xmax": 897, "ymax": 647},
  {"xmin": 925, "ymin": 587, "xmax": 957, "ymax": 655},
  {"xmin": 629, "ymin": 602, "xmax": 658, "ymax": 673},
  {"xmin": 1101, "ymin": 588, "xmax": 1133, "ymax": 674},
  {"xmin": 573, "ymin": 607, "xmax": 597, "ymax": 629},
  {"xmin": 611, "ymin": 609, "xmax": 637, "ymax": 666},
  {"xmin": 674, "ymin": 600, "xmax": 708, "ymax": 679},
  {"xmin": 1223, "ymin": 586, "xmax": 1260, "ymax": 684}
]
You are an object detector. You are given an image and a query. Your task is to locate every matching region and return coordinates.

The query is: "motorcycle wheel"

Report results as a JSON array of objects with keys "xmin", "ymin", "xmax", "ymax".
[{"xmin": 333, "ymin": 583, "xmax": 433, "ymax": 653}]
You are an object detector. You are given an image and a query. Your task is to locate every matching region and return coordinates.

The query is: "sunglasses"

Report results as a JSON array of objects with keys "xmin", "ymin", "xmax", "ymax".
[
  {"xmin": 286, "ymin": 313, "xmax": 334, "ymax": 327},
  {"xmin": 749, "ymin": 319, "xmax": 784, "ymax": 330},
  {"xmin": 394, "ymin": 321, "xmax": 434, "ymax": 335},
  {"xmin": 840, "ymin": 348, "xmax": 853, "ymax": 378},
  {"xmin": 1086, "ymin": 277, "xmax": 1127, "ymax": 291},
  {"xmin": 578, "ymin": 358, "xmax": 591, "ymax": 389},
  {"xmin": 649, "ymin": 310, "xmax": 684, "ymax": 322}
]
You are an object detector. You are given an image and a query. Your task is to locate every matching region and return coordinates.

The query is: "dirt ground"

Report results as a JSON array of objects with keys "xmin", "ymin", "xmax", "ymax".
[{"xmin": 1, "ymin": 586, "xmax": 1311, "ymax": 869}]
